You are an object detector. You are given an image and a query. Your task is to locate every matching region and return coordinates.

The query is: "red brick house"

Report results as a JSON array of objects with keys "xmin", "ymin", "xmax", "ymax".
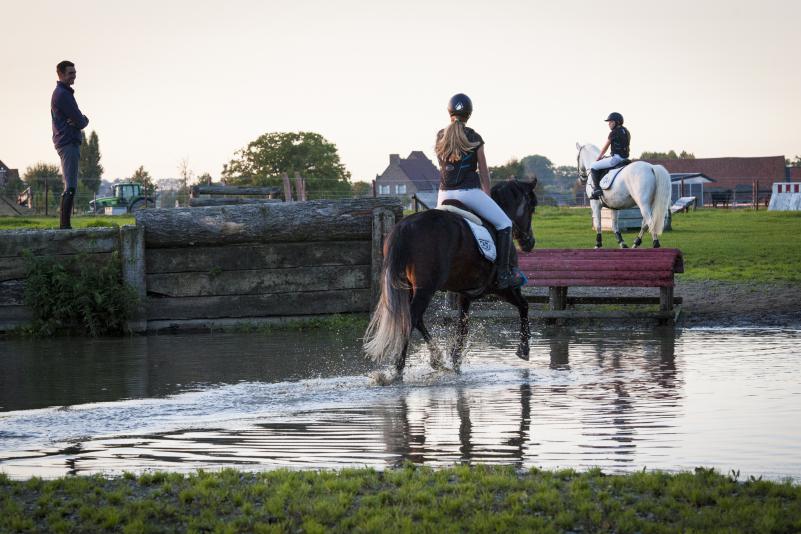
[
  {"xmin": 642, "ymin": 155, "xmax": 789, "ymax": 205},
  {"xmin": 374, "ymin": 151, "xmax": 440, "ymax": 207}
]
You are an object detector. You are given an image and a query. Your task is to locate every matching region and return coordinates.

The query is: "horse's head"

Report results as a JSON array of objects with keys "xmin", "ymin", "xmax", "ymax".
[
  {"xmin": 491, "ymin": 178, "xmax": 537, "ymax": 252},
  {"xmin": 575, "ymin": 142, "xmax": 601, "ymax": 185}
]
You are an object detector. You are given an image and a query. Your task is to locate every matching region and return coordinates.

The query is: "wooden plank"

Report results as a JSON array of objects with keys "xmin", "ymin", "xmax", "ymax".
[
  {"xmin": 528, "ymin": 271, "xmax": 674, "ymax": 282},
  {"xmin": 190, "ymin": 185, "xmax": 282, "ymax": 196},
  {"xmin": 0, "ymin": 252, "xmax": 114, "ymax": 282},
  {"xmin": 146, "ymin": 264, "xmax": 371, "ymax": 297},
  {"xmin": 120, "ymin": 225, "xmax": 147, "ymax": 333},
  {"xmin": 485, "ymin": 294, "xmax": 683, "ymax": 305},
  {"xmin": 529, "ymin": 309, "xmax": 675, "ymax": 320},
  {"xmin": 0, "ymin": 228, "xmax": 119, "ymax": 258},
  {"xmin": 0, "ymin": 304, "xmax": 31, "ymax": 321},
  {"xmin": 146, "ymin": 241, "xmax": 370, "ymax": 274},
  {"xmin": 135, "ymin": 198, "xmax": 404, "ymax": 248},
  {"xmin": 518, "ymin": 249, "xmax": 683, "ymax": 274},
  {"xmin": 526, "ymin": 277, "xmax": 676, "ymax": 288},
  {"xmin": 0, "ymin": 280, "xmax": 25, "ymax": 305},
  {"xmin": 371, "ymin": 208, "xmax": 395, "ymax": 310},
  {"xmin": 146, "ymin": 289, "xmax": 371, "ymax": 320},
  {"xmin": 189, "ymin": 198, "xmax": 281, "ymax": 207},
  {"xmin": 519, "ymin": 261, "xmax": 678, "ymax": 272}
]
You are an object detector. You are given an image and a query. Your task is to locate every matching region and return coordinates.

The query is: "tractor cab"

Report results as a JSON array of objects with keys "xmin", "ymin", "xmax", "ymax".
[{"xmin": 114, "ymin": 183, "xmax": 142, "ymax": 205}]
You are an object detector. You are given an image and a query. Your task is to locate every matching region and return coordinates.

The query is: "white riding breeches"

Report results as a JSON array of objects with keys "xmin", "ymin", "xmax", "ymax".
[
  {"xmin": 590, "ymin": 154, "xmax": 625, "ymax": 171},
  {"xmin": 437, "ymin": 188, "xmax": 512, "ymax": 230}
]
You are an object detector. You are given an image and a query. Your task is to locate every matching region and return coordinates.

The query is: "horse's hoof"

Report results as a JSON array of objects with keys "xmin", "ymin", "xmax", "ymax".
[
  {"xmin": 370, "ymin": 369, "xmax": 401, "ymax": 386},
  {"xmin": 430, "ymin": 349, "xmax": 446, "ymax": 370},
  {"xmin": 516, "ymin": 344, "xmax": 530, "ymax": 361},
  {"xmin": 653, "ymin": 241, "xmax": 661, "ymax": 248},
  {"xmin": 619, "ymin": 243, "xmax": 628, "ymax": 249},
  {"xmin": 594, "ymin": 245, "xmax": 602, "ymax": 249}
]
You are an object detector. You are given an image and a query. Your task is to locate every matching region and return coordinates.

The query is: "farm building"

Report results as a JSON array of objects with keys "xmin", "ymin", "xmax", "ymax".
[
  {"xmin": 643, "ymin": 156, "xmax": 789, "ymax": 206},
  {"xmin": 374, "ymin": 151, "xmax": 439, "ymax": 208}
]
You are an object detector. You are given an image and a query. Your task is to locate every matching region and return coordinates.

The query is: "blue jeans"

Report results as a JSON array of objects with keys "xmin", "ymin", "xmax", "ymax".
[{"xmin": 56, "ymin": 143, "xmax": 80, "ymax": 191}]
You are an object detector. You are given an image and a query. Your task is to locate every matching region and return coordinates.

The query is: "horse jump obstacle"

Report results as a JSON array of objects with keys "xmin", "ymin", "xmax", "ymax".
[{"xmin": 517, "ymin": 248, "xmax": 684, "ymax": 324}]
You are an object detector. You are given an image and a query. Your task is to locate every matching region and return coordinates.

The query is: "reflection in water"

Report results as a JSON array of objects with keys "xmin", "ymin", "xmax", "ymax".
[{"xmin": 1, "ymin": 326, "xmax": 800, "ymax": 482}]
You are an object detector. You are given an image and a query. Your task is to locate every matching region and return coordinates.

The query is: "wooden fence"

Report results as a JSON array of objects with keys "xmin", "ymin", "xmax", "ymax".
[{"xmin": 0, "ymin": 198, "xmax": 401, "ymax": 333}]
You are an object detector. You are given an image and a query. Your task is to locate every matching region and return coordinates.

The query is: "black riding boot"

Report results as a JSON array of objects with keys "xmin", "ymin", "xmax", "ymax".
[
  {"xmin": 59, "ymin": 188, "xmax": 75, "ymax": 230},
  {"xmin": 496, "ymin": 228, "xmax": 524, "ymax": 289},
  {"xmin": 589, "ymin": 169, "xmax": 604, "ymax": 199}
]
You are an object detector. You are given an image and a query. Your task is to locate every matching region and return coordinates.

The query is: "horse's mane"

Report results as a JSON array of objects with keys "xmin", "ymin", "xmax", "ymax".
[{"xmin": 491, "ymin": 179, "xmax": 537, "ymax": 208}]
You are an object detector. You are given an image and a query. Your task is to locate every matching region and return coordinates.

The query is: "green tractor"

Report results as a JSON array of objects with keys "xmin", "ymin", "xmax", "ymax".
[{"xmin": 89, "ymin": 182, "xmax": 155, "ymax": 214}]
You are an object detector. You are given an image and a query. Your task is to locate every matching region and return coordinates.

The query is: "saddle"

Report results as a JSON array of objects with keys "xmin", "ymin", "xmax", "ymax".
[{"xmin": 595, "ymin": 158, "xmax": 632, "ymax": 182}]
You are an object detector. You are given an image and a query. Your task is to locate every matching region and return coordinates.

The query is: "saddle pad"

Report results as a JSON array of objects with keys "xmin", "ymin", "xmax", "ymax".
[
  {"xmin": 465, "ymin": 219, "xmax": 496, "ymax": 262},
  {"xmin": 600, "ymin": 166, "xmax": 626, "ymax": 189}
]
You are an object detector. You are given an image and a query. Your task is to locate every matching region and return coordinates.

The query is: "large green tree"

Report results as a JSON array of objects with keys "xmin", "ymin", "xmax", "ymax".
[
  {"xmin": 489, "ymin": 158, "xmax": 524, "ymax": 185},
  {"xmin": 24, "ymin": 162, "xmax": 63, "ymax": 195},
  {"xmin": 519, "ymin": 155, "xmax": 556, "ymax": 184},
  {"xmin": 78, "ymin": 130, "xmax": 103, "ymax": 193},
  {"xmin": 221, "ymin": 132, "xmax": 352, "ymax": 199},
  {"xmin": 129, "ymin": 165, "xmax": 157, "ymax": 194}
]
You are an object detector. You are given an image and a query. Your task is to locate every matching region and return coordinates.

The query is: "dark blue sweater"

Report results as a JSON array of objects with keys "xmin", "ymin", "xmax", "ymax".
[{"xmin": 51, "ymin": 81, "xmax": 89, "ymax": 148}]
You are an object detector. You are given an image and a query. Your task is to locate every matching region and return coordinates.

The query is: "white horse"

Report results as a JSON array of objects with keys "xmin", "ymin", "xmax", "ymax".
[{"xmin": 576, "ymin": 142, "xmax": 672, "ymax": 248}]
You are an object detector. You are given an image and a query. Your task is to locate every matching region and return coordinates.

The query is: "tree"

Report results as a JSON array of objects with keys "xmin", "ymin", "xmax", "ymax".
[
  {"xmin": 351, "ymin": 181, "xmax": 372, "ymax": 197},
  {"xmin": 520, "ymin": 155, "xmax": 556, "ymax": 184},
  {"xmin": 786, "ymin": 155, "xmax": 801, "ymax": 167},
  {"xmin": 129, "ymin": 165, "xmax": 157, "ymax": 195},
  {"xmin": 221, "ymin": 131, "xmax": 352, "ymax": 199},
  {"xmin": 78, "ymin": 130, "xmax": 103, "ymax": 193},
  {"xmin": 640, "ymin": 150, "xmax": 695, "ymax": 160},
  {"xmin": 196, "ymin": 172, "xmax": 213, "ymax": 185},
  {"xmin": 489, "ymin": 158, "xmax": 524, "ymax": 185},
  {"xmin": 24, "ymin": 162, "xmax": 63, "ymax": 194}
]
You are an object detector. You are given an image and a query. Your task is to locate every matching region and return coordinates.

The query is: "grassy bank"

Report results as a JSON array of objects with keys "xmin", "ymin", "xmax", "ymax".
[
  {"xmin": 534, "ymin": 207, "xmax": 801, "ymax": 282},
  {"xmin": 1, "ymin": 465, "xmax": 799, "ymax": 533},
  {"xmin": 0, "ymin": 215, "xmax": 135, "ymax": 230}
]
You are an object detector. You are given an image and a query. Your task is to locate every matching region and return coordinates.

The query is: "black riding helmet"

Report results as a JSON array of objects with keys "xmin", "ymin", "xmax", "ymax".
[
  {"xmin": 448, "ymin": 93, "xmax": 473, "ymax": 120},
  {"xmin": 605, "ymin": 112, "xmax": 624, "ymax": 125}
]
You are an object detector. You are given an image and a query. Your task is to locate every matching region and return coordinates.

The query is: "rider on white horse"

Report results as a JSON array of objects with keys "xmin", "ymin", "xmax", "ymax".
[{"xmin": 589, "ymin": 112, "xmax": 631, "ymax": 200}]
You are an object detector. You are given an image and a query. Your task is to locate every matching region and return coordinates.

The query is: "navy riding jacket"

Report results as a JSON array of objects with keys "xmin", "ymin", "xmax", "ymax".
[{"xmin": 51, "ymin": 81, "xmax": 89, "ymax": 148}]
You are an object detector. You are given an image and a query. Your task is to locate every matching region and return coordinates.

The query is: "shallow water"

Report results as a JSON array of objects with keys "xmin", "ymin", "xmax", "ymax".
[{"xmin": 1, "ymin": 325, "xmax": 800, "ymax": 480}]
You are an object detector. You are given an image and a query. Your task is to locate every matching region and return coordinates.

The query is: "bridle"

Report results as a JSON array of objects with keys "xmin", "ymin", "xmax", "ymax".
[{"xmin": 510, "ymin": 188, "xmax": 536, "ymax": 249}]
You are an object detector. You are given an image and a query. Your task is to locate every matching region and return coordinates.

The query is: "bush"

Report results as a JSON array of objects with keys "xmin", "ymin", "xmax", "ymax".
[{"xmin": 23, "ymin": 252, "xmax": 137, "ymax": 336}]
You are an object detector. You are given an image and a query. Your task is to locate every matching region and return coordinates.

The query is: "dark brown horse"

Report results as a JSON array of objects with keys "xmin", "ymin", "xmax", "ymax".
[{"xmin": 364, "ymin": 179, "xmax": 537, "ymax": 383}]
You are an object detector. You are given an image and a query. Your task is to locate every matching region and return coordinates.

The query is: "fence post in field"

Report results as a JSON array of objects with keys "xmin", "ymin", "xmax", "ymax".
[
  {"xmin": 120, "ymin": 224, "xmax": 147, "ymax": 333},
  {"xmin": 371, "ymin": 208, "xmax": 396, "ymax": 311}
]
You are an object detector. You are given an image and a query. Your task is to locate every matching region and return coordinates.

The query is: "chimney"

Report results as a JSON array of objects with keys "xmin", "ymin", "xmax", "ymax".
[{"xmin": 389, "ymin": 154, "xmax": 400, "ymax": 165}]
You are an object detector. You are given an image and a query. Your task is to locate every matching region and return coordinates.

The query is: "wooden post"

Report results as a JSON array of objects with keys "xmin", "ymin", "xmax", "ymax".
[
  {"xmin": 294, "ymin": 172, "xmax": 306, "ymax": 202},
  {"xmin": 44, "ymin": 177, "xmax": 49, "ymax": 216},
  {"xmin": 120, "ymin": 224, "xmax": 147, "ymax": 333},
  {"xmin": 282, "ymin": 172, "xmax": 293, "ymax": 202},
  {"xmin": 371, "ymin": 208, "xmax": 396, "ymax": 310}
]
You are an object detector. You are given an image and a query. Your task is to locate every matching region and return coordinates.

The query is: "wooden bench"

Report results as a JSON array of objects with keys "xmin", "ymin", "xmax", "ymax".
[{"xmin": 517, "ymin": 248, "xmax": 684, "ymax": 324}]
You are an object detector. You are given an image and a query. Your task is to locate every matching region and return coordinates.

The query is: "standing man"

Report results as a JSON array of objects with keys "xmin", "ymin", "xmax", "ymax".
[{"xmin": 51, "ymin": 60, "xmax": 89, "ymax": 229}]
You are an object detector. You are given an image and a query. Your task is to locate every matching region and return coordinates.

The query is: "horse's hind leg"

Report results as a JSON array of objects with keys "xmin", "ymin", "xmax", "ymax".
[
  {"xmin": 632, "ymin": 223, "xmax": 648, "ymax": 248},
  {"xmin": 449, "ymin": 294, "xmax": 472, "ymax": 372},
  {"xmin": 409, "ymin": 287, "xmax": 445, "ymax": 370}
]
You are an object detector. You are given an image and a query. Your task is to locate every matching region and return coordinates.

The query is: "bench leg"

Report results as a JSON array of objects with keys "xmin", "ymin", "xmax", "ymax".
[
  {"xmin": 547, "ymin": 286, "xmax": 568, "ymax": 325},
  {"xmin": 659, "ymin": 286, "xmax": 674, "ymax": 325}
]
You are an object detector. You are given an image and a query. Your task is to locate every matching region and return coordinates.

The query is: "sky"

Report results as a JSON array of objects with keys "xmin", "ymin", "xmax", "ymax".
[{"xmin": 2, "ymin": 0, "xmax": 799, "ymax": 184}]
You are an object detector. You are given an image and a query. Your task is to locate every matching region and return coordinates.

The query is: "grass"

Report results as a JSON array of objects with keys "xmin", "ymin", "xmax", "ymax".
[
  {"xmin": 0, "ymin": 215, "xmax": 135, "ymax": 230},
  {"xmin": 533, "ymin": 206, "xmax": 801, "ymax": 282},
  {"xmin": 1, "ymin": 465, "xmax": 799, "ymax": 533},
  {"xmin": 227, "ymin": 313, "xmax": 369, "ymax": 333}
]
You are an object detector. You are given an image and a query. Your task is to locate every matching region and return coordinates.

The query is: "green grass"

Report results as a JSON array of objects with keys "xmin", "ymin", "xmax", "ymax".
[
  {"xmin": 1, "ymin": 466, "xmax": 799, "ymax": 533},
  {"xmin": 533, "ymin": 206, "xmax": 801, "ymax": 282},
  {"xmin": 0, "ymin": 215, "xmax": 135, "ymax": 230}
]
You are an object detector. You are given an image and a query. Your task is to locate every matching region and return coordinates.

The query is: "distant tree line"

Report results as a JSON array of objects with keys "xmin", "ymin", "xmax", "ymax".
[{"xmin": 640, "ymin": 150, "xmax": 695, "ymax": 160}]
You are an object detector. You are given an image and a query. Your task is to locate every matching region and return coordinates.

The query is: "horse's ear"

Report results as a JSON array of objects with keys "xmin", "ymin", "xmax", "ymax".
[
  {"xmin": 575, "ymin": 142, "xmax": 581, "ymax": 150},
  {"xmin": 530, "ymin": 177, "xmax": 538, "ymax": 188}
]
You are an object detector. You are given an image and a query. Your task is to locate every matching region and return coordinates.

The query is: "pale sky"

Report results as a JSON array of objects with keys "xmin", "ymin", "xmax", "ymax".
[{"xmin": 2, "ymin": 0, "xmax": 799, "ymax": 183}]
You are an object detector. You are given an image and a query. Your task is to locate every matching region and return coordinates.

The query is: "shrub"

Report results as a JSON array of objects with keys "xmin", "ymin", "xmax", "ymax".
[{"xmin": 23, "ymin": 252, "xmax": 137, "ymax": 336}]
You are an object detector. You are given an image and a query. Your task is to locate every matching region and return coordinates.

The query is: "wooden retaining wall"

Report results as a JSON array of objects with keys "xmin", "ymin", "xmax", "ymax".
[
  {"xmin": 0, "ymin": 228, "xmax": 126, "ymax": 332},
  {"xmin": 0, "ymin": 198, "xmax": 401, "ymax": 334}
]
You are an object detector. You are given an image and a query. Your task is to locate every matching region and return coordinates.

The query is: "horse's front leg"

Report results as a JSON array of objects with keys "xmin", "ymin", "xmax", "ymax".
[
  {"xmin": 591, "ymin": 200, "xmax": 603, "ymax": 249},
  {"xmin": 611, "ymin": 211, "xmax": 628, "ymax": 248},
  {"xmin": 449, "ymin": 294, "xmax": 472, "ymax": 372},
  {"xmin": 497, "ymin": 287, "xmax": 530, "ymax": 361}
]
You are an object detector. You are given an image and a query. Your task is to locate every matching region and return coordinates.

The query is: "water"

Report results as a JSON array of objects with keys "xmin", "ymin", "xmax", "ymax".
[{"xmin": 1, "ymin": 325, "xmax": 800, "ymax": 480}]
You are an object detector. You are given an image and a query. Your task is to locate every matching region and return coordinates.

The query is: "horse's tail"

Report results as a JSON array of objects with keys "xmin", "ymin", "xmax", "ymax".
[
  {"xmin": 650, "ymin": 164, "xmax": 672, "ymax": 235},
  {"xmin": 363, "ymin": 226, "xmax": 411, "ymax": 364}
]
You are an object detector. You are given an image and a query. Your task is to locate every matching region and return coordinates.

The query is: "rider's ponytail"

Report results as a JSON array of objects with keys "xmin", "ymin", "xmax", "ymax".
[{"xmin": 436, "ymin": 118, "xmax": 480, "ymax": 163}]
